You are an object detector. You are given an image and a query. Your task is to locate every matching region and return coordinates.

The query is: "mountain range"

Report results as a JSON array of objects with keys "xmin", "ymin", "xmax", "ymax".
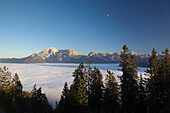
[{"xmin": 0, "ymin": 47, "xmax": 151, "ymax": 66}]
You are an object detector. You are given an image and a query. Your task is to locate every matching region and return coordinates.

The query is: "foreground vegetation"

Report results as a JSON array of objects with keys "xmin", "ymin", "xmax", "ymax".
[{"xmin": 0, "ymin": 45, "xmax": 169, "ymax": 113}]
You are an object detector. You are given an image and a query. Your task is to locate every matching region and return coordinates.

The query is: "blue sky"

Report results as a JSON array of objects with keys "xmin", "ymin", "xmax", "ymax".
[{"xmin": 0, "ymin": 0, "xmax": 170, "ymax": 58}]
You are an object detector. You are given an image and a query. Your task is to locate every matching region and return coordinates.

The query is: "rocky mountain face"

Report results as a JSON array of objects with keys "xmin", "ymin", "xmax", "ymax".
[
  {"xmin": 88, "ymin": 51, "xmax": 151, "ymax": 64},
  {"xmin": 88, "ymin": 52, "xmax": 121, "ymax": 63},
  {"xmin": 23, "ymin": 47, "xmax": 88, "ymax": 63},
  {"xmin": 0, "ymin": 47, "xmax": 152, "ymax": 66}
]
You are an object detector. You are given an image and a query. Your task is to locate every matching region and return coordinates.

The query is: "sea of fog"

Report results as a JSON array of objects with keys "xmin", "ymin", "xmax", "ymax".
[{"xmin": 0, "ymin": 63, "xmax": 147, "ymax": 107}]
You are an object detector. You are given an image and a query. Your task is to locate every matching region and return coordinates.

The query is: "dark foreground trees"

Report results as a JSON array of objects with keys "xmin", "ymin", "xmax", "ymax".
[
  {"xmin": 0, "ymin": 66, "xmax": 53, "ymax": 113},
  {"xmin": 145, "ymin": 48, "xmax": 170, "ymax": 113},
  {"xmin": 118, "ymin": 45, "xmax": 170, "ymax": 113},
  {"xmin": 58, "ymin": 63, "xmax": 121, "ymax": 113}
]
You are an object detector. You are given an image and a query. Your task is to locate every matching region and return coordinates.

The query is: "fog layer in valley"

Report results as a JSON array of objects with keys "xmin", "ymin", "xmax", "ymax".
[{"xmin": 0, "ymin": 63, "xmax": 147, "ymax": 107}]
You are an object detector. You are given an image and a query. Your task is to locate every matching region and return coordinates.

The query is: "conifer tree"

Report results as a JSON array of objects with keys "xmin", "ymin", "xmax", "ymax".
[
  {"xmin": 146, "ymin": 48, "xmax": 159, "ymax": 77},
  {"xmin": 0, "ymin": 66, "xmax": 13, "ymax": 93},
  {"xmin": 60, "ymin": 82, "xmax": 69, "ymax": 102},
  {"xmin": 161, "ymin": 48, "xmax": 170, "ymax": 82},
  {"xmin": 157, "ymin": 48, "xmax": 170, "ymax": 112},
  {"xmin": 0, "ymin": 66, "xmax": 13, "ymax": 112},
  {"xmin": 69, "ymin": 77, "xmax": 87, "ymax": 113},
  {"xmin": 88, "ymin": 67, "xmax": 104, "ymax": 113},
  {"xmin": 162, "ymin": 48, "xmax": 170, "ymax": 107},
  {"xmin": 84, "ymin": 59, "xmax": 92, "ymax": 99},
  {"xmin": 31, "ymin": 84, "xmax": 51, "ymax": 113},
  {"xmin": 137, "ymin": 74, "xmax": 146, "ymax": 113},
  {"xmin": 74, "ymin": 76, "xmax": 87, "ymax": 106},
  {"xmin": 59, "ymin": 82, "xmax": 70, "ymax": 113},
  {"xmin": 13, "ymin": 73, "xmax": 23, "ymax": 97},
  {"xmin": 145, "ymin": 48, "xmax": 162, "ymax": 113},
  {"xmin": 72, "ymin": 63, "xmax": 86, "ymax": 85},
  {"xmin": 68, "ymin": 64, "xmax": 88, "ymax": 113},
  {"xmin": 31, "ymin": 84, "xmax": 48, "ymax": 102},
  {"xmin": 11, "ymin": 73, "xmax": 24, "ymax": 113},
  {"xmin": 119, "ymin": 44, "xmax": 139, "ymax": 113},
  {"xmin": 104, "ymin": 70, "xmax": 120, "ymax": 113}
]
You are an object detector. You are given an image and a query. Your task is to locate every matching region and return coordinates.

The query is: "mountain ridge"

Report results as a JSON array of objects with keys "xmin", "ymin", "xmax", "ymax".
[{"xmin": 0, "ymin": 47, "xmax": 151, "ymax": 66}]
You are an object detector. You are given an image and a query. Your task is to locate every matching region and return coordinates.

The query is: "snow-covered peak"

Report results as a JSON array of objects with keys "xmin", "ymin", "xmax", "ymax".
[
  {"xmin": 88, "ymin": 52, "xmax": 98, "ymax": 56},
  {"xmin": 31, "ymin": 53, "xmax": 37, "ymax": 57},
  {"xmin": 42, "ymin": 47, "xmax": 58, "ymax": 54},
  {"xmin": 107, "ymin": 52, "xmax": 113, "ymax": 55},
  {"xmin": 89, "ymin": 51, "xmax": 121, "ymax": 56},
  {"xmin": 68, "ymin": 49, "xmax": 79, "ymax": 56},
  {"xmin": 38, "ymin": 47, "xmax": 58, "ymax": 59},
  {"xmin": 58, "ymin": 49, "xmax": 79, "ymax": 56},
  {"xmin": 130, "ymin": 51, "xmax": 139, "ymax": 56},
  {"xmin": 112, "ymin": 52, "xmax": 121, "ymax": 56}
]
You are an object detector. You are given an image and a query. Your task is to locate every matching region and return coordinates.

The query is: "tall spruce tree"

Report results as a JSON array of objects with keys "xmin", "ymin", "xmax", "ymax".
[
  {"xmin": 11, "ymin": 73, "xmax": 24, "ymax": 113},
  {"xmin": 162, "ymin": 48, "xmax": 170, "ymax": 108},
  {"xmin": 88, "ymin": 67, "xmax": 104, "ymax": 113},
  {"xmin": 13, "ymin": 73, "xmax": 23, "ymax": 97},
  {"xmin": 72, "ymin": 63, "xmax": 86, "ymax": 85},
  {"xmin": 145, "ymin": 48, "xmax": 170, "ymax": 113},
  {"xmin": 119, "ymin": 44, "xmax": 139, "ymax": 113},
  {"xmin": 145, "ymin": 48, "xmax": 162, "ymax": 113},
  {"xmin": 68, "ymin": 63, "xmax": 88, "ymax": 113},
  {"xmin": 59, "ymin": 82, "xmax": 70, "ymax": 113},
  {"xmin": 84, "ymin": 58, "xmax": 92, "ymax": 96},
  {"xmin": 104, "ymin": 70, "xmax": 121, "ymax": 113},
  {"xmin": 137, "ymin": 74, "xmax": 146, "ymax": 113},
  {"xmin": 157, "ymin": 48, "xmax": 170, "ymax": 113},
  {"xmin": 146, "ymin": 48, "xmax": 159, "ymax": 77},
  {"xmin": 31, "ymin": 84, "xmax": 52, "ymax": 113}
]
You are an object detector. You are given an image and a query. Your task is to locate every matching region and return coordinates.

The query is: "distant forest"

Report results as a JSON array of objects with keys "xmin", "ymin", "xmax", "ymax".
[{"xmin": 0, "ymin": 45, "xmax": 169, "ymax": 113}]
